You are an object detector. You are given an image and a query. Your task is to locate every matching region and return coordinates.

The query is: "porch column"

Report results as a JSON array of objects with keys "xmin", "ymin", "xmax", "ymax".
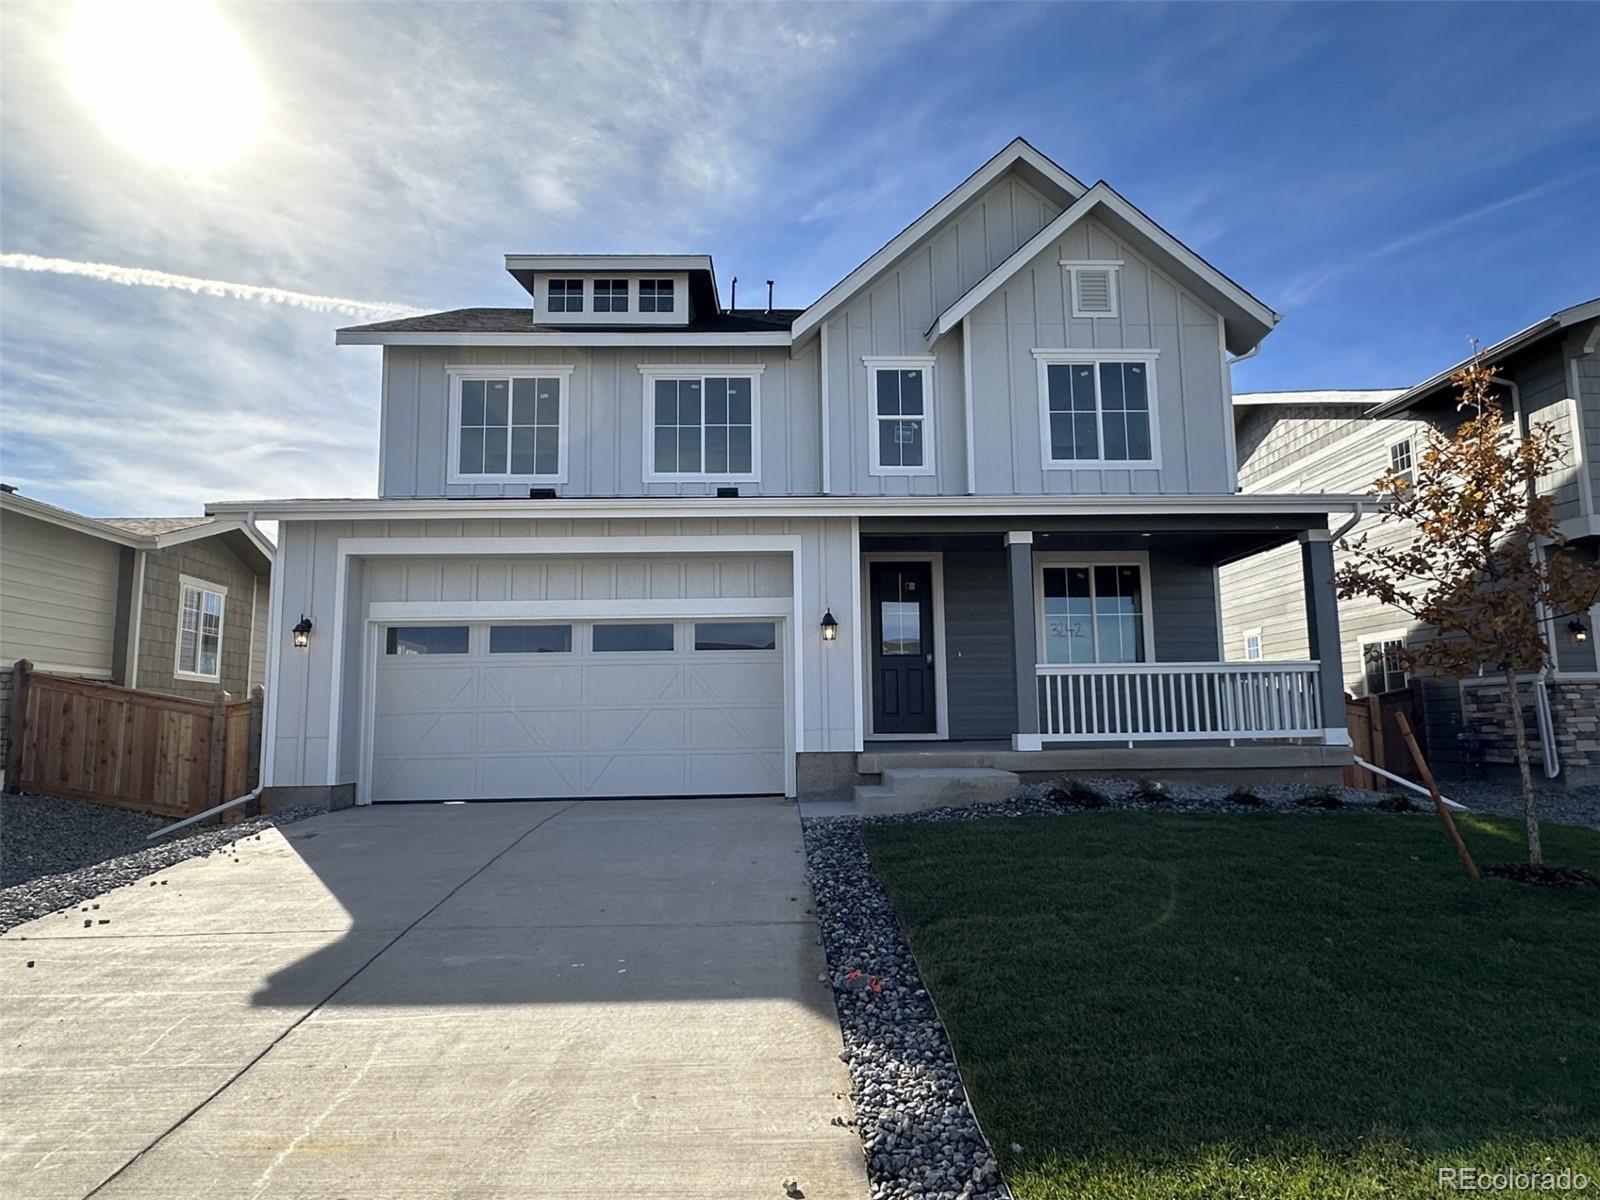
[
  {"xmin": 1007, "ymin": 531, "xmax": 1042, "ymax": 751},
  {"xmin": 1299, "ymin": 530, "xmax": 1352, "ymax": 746}
]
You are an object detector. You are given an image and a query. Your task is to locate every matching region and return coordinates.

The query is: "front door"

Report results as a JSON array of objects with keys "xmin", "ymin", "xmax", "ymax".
[{"xmin": 869, "ymin": 561, "xmax": 937, "ymax": 735}]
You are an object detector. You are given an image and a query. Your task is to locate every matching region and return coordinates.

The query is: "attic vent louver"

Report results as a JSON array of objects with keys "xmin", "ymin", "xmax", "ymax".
[{"xmin": 1063, "ymin": 261, "xmax": 1122, "ymax": 319}]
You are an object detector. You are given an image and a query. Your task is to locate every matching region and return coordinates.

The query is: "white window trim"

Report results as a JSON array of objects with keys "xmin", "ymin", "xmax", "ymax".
[
  {"xmin": 1389, "ymin": 436, "xmax": 1415, "ymax": 481},
  {"xmin": 1032, "ymin": 552, "xmax": 1156, "ymax": 665},
  {"xmin": 445, "ymin": 365, "xmax": 575, "ymax": 486},
  {"xmin": 1032, "ymin": 349, "xmax": 1162, "ymax": 470},
  {"xmin": 546, "ymin": 277, "xmax": 585, "ymax": 315},
  {"xmin": 864, "ymin": 356, "xmax": 937, "ymax": 478},
  {"xmin": 638, "ymin": 364, "xmax": 765, "ymax": 483},
  {"xmin": 1359, "ymin": 628, "xmax": 1410, "ymax": 695},
  {"xmin": 1243, "ymin": 627, "xmax": 1263, "ymax": 661},
  {"xmin": 1060, "ymin": 260, "xmax": 1123, "ymax": 319},
  {"xmin": 174, "ymin": 573, "xmax": 227, "ymax": 682}
]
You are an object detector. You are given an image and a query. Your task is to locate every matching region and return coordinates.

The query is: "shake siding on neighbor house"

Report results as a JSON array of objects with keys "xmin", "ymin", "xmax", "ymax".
[
  {"xmin": 965, "ymin": 218, "xmax": 1232, "ymax": 496},
  {"xmin": 267, "ymin": 516, "xmax": 860, "ymax": 791},
  {"xmin": 0, "ymin": 508, "xmax": 122, "ymax": 677},
  {"xmin": 1576, "ymin": 341, "xmax": 1600, "ymax": 509},
  {"xmin": 136, "ymin": 537, "xmax": 260, "ymax": 700},
  {"xmin": 1517, "ymin": 343, "xmax": 1588, "ymax": 525}
]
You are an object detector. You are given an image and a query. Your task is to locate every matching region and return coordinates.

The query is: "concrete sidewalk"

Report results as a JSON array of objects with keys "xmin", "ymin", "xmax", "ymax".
[{"xmin": 1, "ymin": 798, "xmax": 867, "ymax": 1199}]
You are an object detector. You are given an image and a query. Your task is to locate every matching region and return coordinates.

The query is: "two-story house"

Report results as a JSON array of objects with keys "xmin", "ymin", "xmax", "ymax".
[
  {"xmin": 211, "ymin": 139, "xmax": 1365, "ymax": 808},
  {"xmin": 1221, "ymin": 299, "xmax": 1600, "ymax": 783}
]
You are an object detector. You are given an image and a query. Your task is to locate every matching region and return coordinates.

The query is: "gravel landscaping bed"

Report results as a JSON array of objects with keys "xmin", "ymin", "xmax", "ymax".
[
  {"xmin": 1, "ymin": 794, "xmax": 321, "ymax": 933},
  {"xmin": 805, "ymin": 815, "xmax": 1008, "ymax": 1200}
]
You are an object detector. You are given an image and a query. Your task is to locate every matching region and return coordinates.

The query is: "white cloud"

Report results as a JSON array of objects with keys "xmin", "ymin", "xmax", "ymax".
[{"xmin": 0, "ymin": 254, "xmax": 421, "ymax": 320}]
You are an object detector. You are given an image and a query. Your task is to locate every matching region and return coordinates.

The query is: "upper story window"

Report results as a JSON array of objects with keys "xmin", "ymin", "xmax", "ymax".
[
  {"xmin": 448, "ymin": 366, "xmax": 574, "ymax": 483},
  {"xmin": 1243, "ymin": 629, "xmax": 1263, "ymax": 661},
  {"xmin": 593, "ymin": 278, "xmax": 629, "ymax": 313},
  {"xmin": 548, "ymin": 278, "xmax": 583, "ymax": 313},
  {"xmin": 864, "ymin": 357, "xmax": 935, "ymax": 476},
  {"xmin": 1061, "ymin": 261, "xmax": 1122, "ymax": 318},
  {"xmin": 639, "ymin": 278, "xmax": 675, "ymax": 313},
  {"xmin": 176, "ymin": 575, "xmax": 225, "ymax": 680},
  {"xmin": 641, "ymin": 366, "xmax": 762, "ymax": 481},
  {"xmin": 1032, "ymin": 351, "xmax": 1159, "ymax": 468},
  {"xmin": 1389, "ymin": 437, "xmax": 1414, "ymax": 482}
]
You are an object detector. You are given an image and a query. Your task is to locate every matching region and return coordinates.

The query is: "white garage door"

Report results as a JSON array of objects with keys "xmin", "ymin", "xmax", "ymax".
[{"xmin": 369, "ymin": 618, "xmax": 785, "ymax": 801}]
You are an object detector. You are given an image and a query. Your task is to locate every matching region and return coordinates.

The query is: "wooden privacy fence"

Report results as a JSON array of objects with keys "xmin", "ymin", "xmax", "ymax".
[
  {"xmin": 1344, "ymin": 690, "xmax": 1422, "ymax": 790},
  {"xmin": 4, "ymin": 661, "xmax": 262, "ymax": 820}
]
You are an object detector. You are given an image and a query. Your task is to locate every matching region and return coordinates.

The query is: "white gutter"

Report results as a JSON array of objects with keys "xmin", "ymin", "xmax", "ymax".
[
  {"xmin": 1353, "ymin": 756, "xmax": 1468, "ymax": 812},
  {"xmin": 145, "ymin": 787, "xmax": 263, "ymax": 840}
]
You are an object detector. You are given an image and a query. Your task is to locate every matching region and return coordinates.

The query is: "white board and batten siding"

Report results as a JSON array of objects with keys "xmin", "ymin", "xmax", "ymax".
[
  {"xmin": 265, "ymin": 516, "xmax": 861, "ymax": 799},
  {"xmin": 0, "ymin": 508, "xmax": 121, "ymax": 677}
]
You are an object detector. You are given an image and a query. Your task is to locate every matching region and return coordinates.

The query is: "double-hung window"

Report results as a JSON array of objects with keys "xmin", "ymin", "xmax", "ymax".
[
  {"xmin": 547, "ymin": 278, "xmax": 583, "ymax": 313},
  {"xmin": 1362, "ymin": 636, "xmax": 1408, "ymax": 695},
  {"xmin": 1389, "ymin": 437, "xmax": 1414, "ymax": 483},
  {"xmin": 865, "ymin": 357, "xmax": 935, "ymax": 476},
  {"xmin": 449, "ymin": 367, "xmax": 573, "ymax": 483},
  {"xmin": 1033, "ymin": 351, "xmax": 1159, "ymax": 467},
  {"xmin": 642, "ymin": 367, "xmax": 761, "ymax": 481},
  {"xmin": 176, "ymin": 576, "xmax": 225, "ymax": 680},
  {"xmin": 594, "ymin": 279, "xmax": 629, "ymax": 313},
  {"xmin": 639, "ymin": 278, "xmax": 675, "ymax": 313},
  {"xmin": 1037, "ymin": 560, "xmax": 1149, "ymax": 665}
]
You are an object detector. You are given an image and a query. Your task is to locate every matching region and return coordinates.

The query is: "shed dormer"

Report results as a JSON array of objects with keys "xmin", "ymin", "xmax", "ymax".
[{"xmin": 505, "ymin": 254, "xmax": 719, "ymax": 327}]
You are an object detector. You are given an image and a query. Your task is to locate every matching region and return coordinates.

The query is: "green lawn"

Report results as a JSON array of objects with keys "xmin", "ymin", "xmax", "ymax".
[{"xmin": 861, "ymin": 812, "xmax": 1600, "ymax": 1200}]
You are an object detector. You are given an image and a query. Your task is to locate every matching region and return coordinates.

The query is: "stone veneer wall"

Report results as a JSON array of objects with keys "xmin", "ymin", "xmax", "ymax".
[{"xmin": 1461, "ymin": 678, "xmax": 1600, "ymax": 784}]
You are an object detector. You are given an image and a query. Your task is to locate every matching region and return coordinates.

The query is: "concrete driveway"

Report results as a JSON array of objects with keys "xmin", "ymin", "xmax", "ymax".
[{"xmin": 1, "ymin": 798, "xmax": 867, "ymax": 1199}]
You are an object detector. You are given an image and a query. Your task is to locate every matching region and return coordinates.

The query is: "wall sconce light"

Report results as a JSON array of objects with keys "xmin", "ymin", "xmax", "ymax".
[
  {"xmin": 1570, "ymin": 619, "xmax": 1590, "ymax": 644},
  {"xmin": 292, "ymin": 615, "xmax": 313, "ymax": 648},
  {"xmin": 820, "ymin": 608, "xmax": 839, "ymax": 642}
]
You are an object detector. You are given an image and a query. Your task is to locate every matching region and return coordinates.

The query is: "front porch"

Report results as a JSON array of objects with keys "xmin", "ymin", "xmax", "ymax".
[{"xmin": 853, "ymin": 512, "xmax": 1351, "ymax": 766}]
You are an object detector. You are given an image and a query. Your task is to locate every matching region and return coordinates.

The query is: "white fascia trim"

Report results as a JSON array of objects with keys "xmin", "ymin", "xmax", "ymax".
[
  {"xmin": 864, "ymin": 356, "xmax": 937, "ymax": 478},
  {"xmin": 445, "ymin": 364, "xmax": 576, "ymax": 487},
  {"xmin": 369, "ymin": 598, "xmax": 793, "ymax": 622},
  {"xmin": 0, "ymin": 492, "xmax": 146, "ymax": 548},
  {"xmin": 210, "ymin": 493, "xmax": 1373, "ymax": 521},
  {"xmin": 792, "ymin": 138, "xmax": 1087, "ymax": 347},
  {"xmin": 505, "ymin": 254, "xmax": 712, "ymax": 273},
  {"xmin": 335, "ymin": 331, "xmax": 792, "ymax": 347},
  {"xmin": 339, "ymin": 534, "xmax": 804, "ymax": 558},
  {"xmin": 639, "ymin": 364, "xmax": 766, "ymax": 484},
  {"xmin": 152, "ymin": 519, "xmax": 276, "ymax": 564}
]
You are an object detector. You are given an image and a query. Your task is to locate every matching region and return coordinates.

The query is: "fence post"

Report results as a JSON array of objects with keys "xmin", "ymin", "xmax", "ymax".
[
  {"xmin": 247, "ymin": 686, "xmax": 264, "ymax": 793},
  {"xmin": 208, "ymin": 698, "xmax": 228, "ymax": 813},
  {"xmin": 5, "ymin": 660, "xmax": 30, "ymax": 793}
]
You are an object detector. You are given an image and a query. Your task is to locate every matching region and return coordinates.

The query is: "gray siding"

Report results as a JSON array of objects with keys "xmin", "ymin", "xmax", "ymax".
[
  {"xmin": 0, "ymin": 509, "xmax": 121, "ymax": 678},
  {"xmin": 1149, "ymin": 554, "xmax": 1222, "ymax": 662},
  {"xmin": 381, "ymin": 344, "xmax": 819, "ymax": 499},
  {"xmin": 965, "ymin": 217, "xmax": 1232, "ymax": 496},
  {"xmin": 136, "ymin": 537, "xmax": 262, "ymax": 700},
  {"xmin": 1573, "ymin": 327, "xmax": 1600, "ymax": 516},
  {"xmin": 942, "ymin": 551, "xmax": 1016, "ymax": 739},
  {"xmin": 1518, "ymin": 342, "xmax": 1586, "ymax": 524}
]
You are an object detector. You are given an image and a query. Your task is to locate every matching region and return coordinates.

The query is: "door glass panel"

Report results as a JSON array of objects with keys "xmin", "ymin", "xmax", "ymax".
[
  {"xmin": 386, "ymin": 626, "xmax": 469, "ymax": 656},
  {"xmin": 592, "ymin": 623, "xmax": 675, "ymax": 652},
  {"xmin": 488, "ymin": 625, "xmax": 572, "ymax": 654},
  {"xmin": 880, "ymin": 601, "xmax": 921, "ymax": 656},
  {"xmin": 694, "ymin": 621, "xmax": 777, "ymax": 651}
]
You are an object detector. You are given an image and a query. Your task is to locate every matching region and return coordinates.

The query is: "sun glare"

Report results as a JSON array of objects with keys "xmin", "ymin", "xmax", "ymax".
[{"xmin": 64, "ymin": 0, "xmax": 265, "ymax": 172}]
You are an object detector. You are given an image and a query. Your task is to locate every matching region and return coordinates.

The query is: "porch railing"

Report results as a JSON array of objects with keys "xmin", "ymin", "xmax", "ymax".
[{"xmin": 1036, "ymin": 661, "xmax": 1323, "ymax": 742}]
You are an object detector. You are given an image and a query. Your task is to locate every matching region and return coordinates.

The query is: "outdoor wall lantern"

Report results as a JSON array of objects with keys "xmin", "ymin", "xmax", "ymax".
[
  {"xmin": 1570, "ymin": 619, "xmax": 1590, "ymax": 644},
  {"xmin": 292, "ymin": 615, "xmax": 314, "ymax": 648},
  {"xmin": 820, "ymin": 608, "xmax": 839, "ymax": 642}
]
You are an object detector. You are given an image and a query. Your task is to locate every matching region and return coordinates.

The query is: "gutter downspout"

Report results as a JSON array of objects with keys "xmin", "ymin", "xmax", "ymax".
[{"xmin": 1501, "ymin": 375, "xmax": 1560, "ymax": 779}]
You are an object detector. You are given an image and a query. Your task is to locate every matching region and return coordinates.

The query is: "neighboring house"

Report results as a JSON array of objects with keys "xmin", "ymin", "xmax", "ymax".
[
  {"xmin": 1221, "ymin": 299, "xmax": 1600, "ymax": 782},
  {"xmin": 0, "ymin": 488, "xmax": 275, "ymax": 708},
  {"xmin": 212, "ymin": 138, "xmax": 1366, "ymax": 807}
]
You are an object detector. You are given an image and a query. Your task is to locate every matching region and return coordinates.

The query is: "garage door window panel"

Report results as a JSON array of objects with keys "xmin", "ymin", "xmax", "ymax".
[
  {"xmin": 694, "ymin": 621, "xmax": 777, "ymax": 651},
  {"xmin": 489, "ymin": 624, "xmax": 573, "ymax": 654},
  {"xmin": 386, "ymin": 626, "xmax": 470, "ymax": 656},
  {"xmin": 592, "ymin": 623, "xmax": 675, "ymax": 652}
]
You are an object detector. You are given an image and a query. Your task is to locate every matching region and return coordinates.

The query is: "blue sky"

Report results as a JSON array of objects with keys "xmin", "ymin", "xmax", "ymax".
[{"xmin": 2, "ymin": 0, "xmax": 1596, "ymax": 517}]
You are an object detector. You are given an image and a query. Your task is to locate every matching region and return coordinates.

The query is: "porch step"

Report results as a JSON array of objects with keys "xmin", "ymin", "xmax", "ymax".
[{"xmin": 852, "ymin": 766, "xmax": 1020, "ymax": 817}]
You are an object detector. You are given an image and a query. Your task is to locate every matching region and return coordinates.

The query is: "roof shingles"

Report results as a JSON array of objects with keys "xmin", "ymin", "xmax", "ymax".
[{"xmin": 339, "ymin": 307, "xmax": 802, "ymax": 335}]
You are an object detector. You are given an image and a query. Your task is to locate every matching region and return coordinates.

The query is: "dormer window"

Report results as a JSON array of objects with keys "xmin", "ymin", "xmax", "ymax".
[
  {"xmin": 548, "ymin": 278, "xmax": 583, "ymax": 313},
  {"xmin": 594, "ymin": 279, "xmax": 629, "ymax": 313},
  {"xmin": 639, "ymin": 278, "xmax": 675, "ymax": 313}
]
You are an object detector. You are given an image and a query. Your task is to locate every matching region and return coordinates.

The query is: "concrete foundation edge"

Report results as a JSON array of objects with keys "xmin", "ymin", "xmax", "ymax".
[{"xmin": 261, "ymin": 783, "xmax": 356, "ymax": 813}]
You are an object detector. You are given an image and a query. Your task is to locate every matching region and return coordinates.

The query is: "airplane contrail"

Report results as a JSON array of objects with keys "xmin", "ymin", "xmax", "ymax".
[{"xmin": 0, "ymin": 253, "xmax": 425, "ymax": 320}]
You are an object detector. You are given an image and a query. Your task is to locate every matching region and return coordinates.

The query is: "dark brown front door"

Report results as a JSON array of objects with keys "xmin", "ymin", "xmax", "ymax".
[{"xmin": 870, "ymin": 561, "xmax": 936, "ymax": 735}]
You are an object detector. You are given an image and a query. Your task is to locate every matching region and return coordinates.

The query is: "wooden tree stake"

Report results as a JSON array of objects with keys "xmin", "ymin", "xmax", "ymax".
[{"xmin": 1394, "ymin": 710, "xmax": 1479, "ymax": 881}]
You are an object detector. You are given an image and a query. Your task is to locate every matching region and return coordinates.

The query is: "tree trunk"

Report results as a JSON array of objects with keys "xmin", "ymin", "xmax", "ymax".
[{"xmin": 1503, "ymin": 667, "xmax": 1542, "ymax": 867}]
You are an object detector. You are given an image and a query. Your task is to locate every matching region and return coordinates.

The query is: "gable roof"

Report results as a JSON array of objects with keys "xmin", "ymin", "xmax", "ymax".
[
  {"xmin": 1366, "ymin": 297, "xmax": 1600, "ymax": 418},
  {"xmin": 929, "ymin": 181, "xmax": 1280, "ymax": 355},
  {"xmin": 789, "ymin": 138, "xmax": 1087, "ymax": 347},
  {"xmin": 0, "ymin": 488, "xmax": 274, "ymax": 571}
]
